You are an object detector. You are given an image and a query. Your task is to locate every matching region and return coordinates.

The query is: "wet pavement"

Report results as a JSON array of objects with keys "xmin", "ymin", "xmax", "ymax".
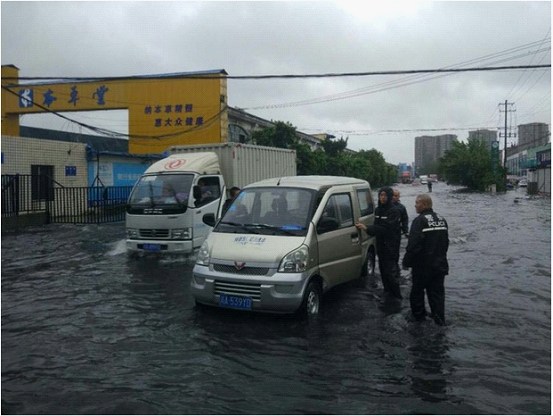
[{"xmin": 2, "ymin": 184, "xmax": 550, "ymax": 414}]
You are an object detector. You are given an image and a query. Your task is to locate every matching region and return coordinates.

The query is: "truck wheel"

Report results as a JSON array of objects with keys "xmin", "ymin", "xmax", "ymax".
[{"xmin": 300, "ymin": 281, "xmax": 322, "ymax": 316}]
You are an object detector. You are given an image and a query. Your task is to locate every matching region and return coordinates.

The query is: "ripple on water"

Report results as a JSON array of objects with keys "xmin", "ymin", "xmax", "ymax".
[{"xmin": 1, "ymin": 187, "xmax": 550, "ymax": 414}]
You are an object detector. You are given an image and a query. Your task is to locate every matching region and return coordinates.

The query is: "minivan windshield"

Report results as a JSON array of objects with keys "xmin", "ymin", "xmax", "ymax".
[
  {"xmin": 215, "ymin": 187, "xmax": 316, "ymax": 236},
  {"xmin": 128, "ymin": 174, "xmax": 194, "ymax": 207}
]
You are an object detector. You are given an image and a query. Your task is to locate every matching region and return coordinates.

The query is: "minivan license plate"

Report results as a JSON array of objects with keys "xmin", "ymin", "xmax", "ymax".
[{"xmin": 219, "ymin": 293, "xmax": 253, "ymax": 310}]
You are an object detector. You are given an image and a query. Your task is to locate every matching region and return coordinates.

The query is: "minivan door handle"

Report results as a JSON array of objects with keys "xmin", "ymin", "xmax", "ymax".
[{"xmin": 351, "ymin": 232, "xmax": 360, "ymax": 244}]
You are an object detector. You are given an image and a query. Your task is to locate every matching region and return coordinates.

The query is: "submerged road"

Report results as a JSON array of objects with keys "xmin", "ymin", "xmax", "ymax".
[{"xmin": 2, "ymin": 184, "xmax": 550, "ymax": 414}]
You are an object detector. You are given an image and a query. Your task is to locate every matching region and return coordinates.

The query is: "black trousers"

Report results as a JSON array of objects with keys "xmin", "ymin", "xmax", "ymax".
[
  {"xmin": 410, "ymin": 268, "xmax": 445, "ymax": 325},
  {"xmin": 378, "ymin": 255, "xmax": 402, "ymax": 299}
]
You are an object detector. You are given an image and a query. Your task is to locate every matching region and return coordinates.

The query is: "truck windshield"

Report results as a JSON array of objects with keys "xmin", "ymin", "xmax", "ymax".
[
  {"xmin": 216, "ymin": 187, "xmax": 316, "ymax": 236},
  {"xmin": 128, "ymin": 174, "xmax": 194, "ymax": 207}
]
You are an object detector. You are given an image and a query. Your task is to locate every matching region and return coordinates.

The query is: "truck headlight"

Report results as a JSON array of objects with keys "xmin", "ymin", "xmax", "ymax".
[
  {"xmin": 278, "ymin": 245, "xmax": 308, "ymax": 273},
  {"xmin": 127, "ymin": 228, "xmax": 138, "ymax": 238},
  {"xmin": 196, "ymin": 240, "xmax": 211, "ymax": 266},
  {"xmin": 172, "ymin": 228, "xmax": 192, "ymax": 240}
]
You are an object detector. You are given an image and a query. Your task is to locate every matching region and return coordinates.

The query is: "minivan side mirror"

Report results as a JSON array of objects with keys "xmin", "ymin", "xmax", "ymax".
[
  {"xmin": 203, "ymin": 213, "xmax": 216, "ymax": 227},
  {"xmin": 317, "ymin": 216, "xmax": 340, "ymax": 234}
]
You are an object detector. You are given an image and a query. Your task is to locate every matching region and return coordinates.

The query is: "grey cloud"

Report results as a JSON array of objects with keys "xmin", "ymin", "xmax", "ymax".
[{"xmin": 2, "ymin": 1, "xmax": 550, "ymax": 164}]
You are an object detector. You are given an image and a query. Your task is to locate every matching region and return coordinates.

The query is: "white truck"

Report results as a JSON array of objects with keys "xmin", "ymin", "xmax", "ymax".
[{"xmin": 125, "ymin": 143, "xmax": 297, "ymax": 255}]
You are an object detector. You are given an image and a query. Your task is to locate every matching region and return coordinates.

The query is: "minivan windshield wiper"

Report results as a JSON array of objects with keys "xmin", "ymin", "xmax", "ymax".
[
  {"xmin": 219, "ymin": 221, "xmax": 260, "ymax": 234},
  {"xmin": 244, "ymin": 223, "xmax": 300, "ymax": 236}
]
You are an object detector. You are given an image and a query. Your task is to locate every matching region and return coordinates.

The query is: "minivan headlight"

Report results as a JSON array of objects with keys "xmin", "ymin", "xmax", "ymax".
[
  {"xmin": 278, "ymin": 245, "xmax": 308, "ymax": 273},
  {"xmin": 127, "ymin": 228, "xmax": 138, "ymax": 238},
  {"xmin": 196, "ymin": 240, "xmax": 211, "ymax": 266}
]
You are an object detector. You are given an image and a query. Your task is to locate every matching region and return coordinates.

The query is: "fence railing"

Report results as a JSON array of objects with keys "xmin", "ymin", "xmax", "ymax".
[{"xmin": 2, "ymin": 174, "xmax": 133, "ymax": 224}]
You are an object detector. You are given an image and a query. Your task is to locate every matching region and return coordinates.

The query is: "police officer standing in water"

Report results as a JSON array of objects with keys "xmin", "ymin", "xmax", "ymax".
[
  {"xmin": 393, "ymin": 189, "xmax": 409, "ymax": 238},
  {"xmin": 355, "ymin": 187, "xmax": 402, "ymax": 300},
  {"xmin": 402, "ymin": 194, "xmax": 449, "ymax": 325}
]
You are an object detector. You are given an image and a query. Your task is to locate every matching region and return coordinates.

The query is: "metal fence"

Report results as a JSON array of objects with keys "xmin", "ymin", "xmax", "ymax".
[{"xmin": 2, "ymin": 174, "xmax": 133, "ymax": 224}]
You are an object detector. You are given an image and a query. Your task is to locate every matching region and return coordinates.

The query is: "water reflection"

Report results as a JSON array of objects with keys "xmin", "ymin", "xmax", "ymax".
[
  {"xmin": 407, "ymin": 325, "xmax": 451, "ymax": 403},
  {"xmin": 2, "ymin": 185, "xmax": 550, "ymax": 414}
]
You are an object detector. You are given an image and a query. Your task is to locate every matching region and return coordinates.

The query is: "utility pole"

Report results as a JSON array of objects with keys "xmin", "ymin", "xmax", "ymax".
[
  {"xmin": 504, "ymin": 100, "xmax": 508, "ymax": 167},
  {"xmin": 498, "ymin": 100, "xmax": 516, "ymax": 168}
]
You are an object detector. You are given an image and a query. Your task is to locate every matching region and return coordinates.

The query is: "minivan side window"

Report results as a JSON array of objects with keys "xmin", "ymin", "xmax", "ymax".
[
  {"xmin": 323, "ymin": 193, "xmax": 353, "ymax": 228},
  {"xmin": 357, "ymin": 189, "xmax": 374, "ymax": 216}
]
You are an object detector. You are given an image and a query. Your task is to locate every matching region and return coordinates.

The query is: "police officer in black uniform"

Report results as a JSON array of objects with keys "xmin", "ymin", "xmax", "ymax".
[
  {"xmin": 356, "ymin": 187, "xmax": 402, "ymax": 300},
  {"xmin": 402, "ymin": 194, "xmax": 449, "ymax": 325},
  {"xmin": 393, "ymin": 189, "xmax": 409, "ymax": 238}
]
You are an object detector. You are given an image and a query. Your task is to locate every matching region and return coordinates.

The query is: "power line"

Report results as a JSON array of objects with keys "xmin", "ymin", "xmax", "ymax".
[
  {"xmin": 244, "ymin": 53, "xmax": 551, "ymax": 110},
  {"xmin": 301, "ymin": 126, "xmax": 499, "ymax": 136},
  {"xmin": 507, "ymin": 29, "xmax": 551, "ymax": 102},
  {"xmin": 2, "ymin": 64, "xmax": 550, "ymax": 85},
  {"xmin": 3, "ymin": 62, "xmax": 550, "ymax": 141}
]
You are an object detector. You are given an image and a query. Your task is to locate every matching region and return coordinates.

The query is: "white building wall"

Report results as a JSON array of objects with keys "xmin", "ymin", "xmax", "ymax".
[
  {"xmin": 1, "ymin": 135, "xmax": 88, "ymax": 187},
  {"xmin": 528, "ymin": 167, "xmax": 551, "ymax": 195}
]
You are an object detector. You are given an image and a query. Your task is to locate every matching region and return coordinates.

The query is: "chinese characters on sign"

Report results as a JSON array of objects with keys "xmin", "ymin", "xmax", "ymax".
[
  {"xmin": 69, "ymin": 86, "xmax": 79, "ymax": 106},
  {"xmin": 144, "ymin": 103, "xmax": 204, "ymax": 128},
  {"xmin": 18, "ymin": 85, "xmax": 110, "ymax": 108},
  {"xmin": 43, "ymin": 89, "xmax": 57, "ymax": 107},
  {"xmin": 17, "ymin": 85, "xmax": 205, "ymax": 129},
  {"xmin": 117, "ymin": 173, "xmax": 142, "ymax": 182}
]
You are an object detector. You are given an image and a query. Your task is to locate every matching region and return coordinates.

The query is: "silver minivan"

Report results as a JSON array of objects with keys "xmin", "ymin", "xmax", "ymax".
[{"xmin": 191, "ymin": 176, "xmax": 376, "ymax": 315}]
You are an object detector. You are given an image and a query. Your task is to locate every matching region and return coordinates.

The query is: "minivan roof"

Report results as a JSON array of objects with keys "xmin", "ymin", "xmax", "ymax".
[{"xmin": 245, "ymin": 176, "xmax": 369, "ymax": 190}]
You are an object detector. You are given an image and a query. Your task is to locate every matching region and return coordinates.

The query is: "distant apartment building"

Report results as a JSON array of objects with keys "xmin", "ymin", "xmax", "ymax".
[
  {"xmin": 517, "ymin": 122, "xmax": 550, "ymax": 150},
  {"xmin": 468, "ymin": 129, "xmax": 498, "ymax": 149},
  {"xmin": 505, "ymin": 122, "xmax": 550, "ymax": 176},
  {"xmin": 414, "ymin": 134, "xmax": 457, "ymax": 175}
]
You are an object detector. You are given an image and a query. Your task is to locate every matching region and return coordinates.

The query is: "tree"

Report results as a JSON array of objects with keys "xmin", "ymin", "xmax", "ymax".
[
  {"xmin": 250, "ymin": 121, "xmax": 398, "ymax": 187},
  {"xmin": 251, "ymin": 121, "xmax": 298, "ymax": 149},
  {"xmin": 292, "ymin": 143, "xmax": 328, "ymax": 175},
  {"xmin": 438, "ymin": 139, "xmax": 507, "ymax": 191},
  {"xmin": 322, "ymin": 136, "xmax": 348, "ymax": 157},
  {"xmin": 354, "ymin": 149, "xmax": 397, "ymax": 187}
]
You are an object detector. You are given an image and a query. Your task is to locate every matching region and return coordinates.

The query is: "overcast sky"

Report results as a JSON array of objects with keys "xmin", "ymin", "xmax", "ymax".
[{"xmin": 2, "ymin": 1, "xmax": 551, "ymax": 164}]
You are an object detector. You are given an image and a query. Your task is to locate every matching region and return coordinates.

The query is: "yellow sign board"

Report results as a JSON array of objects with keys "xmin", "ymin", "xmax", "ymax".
[{"xmin": 1, "ymin": 66, "xmax": 228, "ymax": 154}]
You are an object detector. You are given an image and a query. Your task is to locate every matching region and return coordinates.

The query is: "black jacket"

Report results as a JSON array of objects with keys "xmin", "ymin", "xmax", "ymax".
[
  {"xmin": 402, "ymin": 208, "xmax": 449, "ymax": 275},
  {"xmin": 394, "ymin": 201, "xmax": 409, "ymax": 235},
  {"xmin": 366, "ymin": 187, "xmax": 401, "ymax": 261}
]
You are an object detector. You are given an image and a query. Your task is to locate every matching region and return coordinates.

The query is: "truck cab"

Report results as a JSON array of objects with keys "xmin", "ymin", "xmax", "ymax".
[{"xmin": 125, "ymin": 153, "xmax": 225, "ymax": 255}]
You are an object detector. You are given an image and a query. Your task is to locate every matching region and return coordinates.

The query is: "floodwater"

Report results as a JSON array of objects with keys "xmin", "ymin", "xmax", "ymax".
[{"xmin": 2, "ymin": 184, "xmax": 550, "ymax": 414}]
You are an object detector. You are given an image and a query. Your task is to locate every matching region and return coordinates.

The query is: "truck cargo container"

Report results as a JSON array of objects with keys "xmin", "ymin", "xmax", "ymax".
[{"xmin": 125, "ymin": 143, "xmax": 297, "ymax": 255}]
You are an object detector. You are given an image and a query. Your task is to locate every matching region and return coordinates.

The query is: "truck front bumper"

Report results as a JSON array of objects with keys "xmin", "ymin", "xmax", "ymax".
[{"xmin": 126, "ymin": 239, "xmax": 194, "ymax": 255}]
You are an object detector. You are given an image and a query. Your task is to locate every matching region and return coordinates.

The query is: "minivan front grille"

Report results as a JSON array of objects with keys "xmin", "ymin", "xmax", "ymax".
[
  {"xmin": 214, "ymin": 281, "xmax": 261, "ymax": 300},
  {"xmin": 213, "ymin": 264, "xmax": 270, "ymax": 275},
  {"xmin": 139, "ymin": 229, "xmax": 169, "ymax": 239}
]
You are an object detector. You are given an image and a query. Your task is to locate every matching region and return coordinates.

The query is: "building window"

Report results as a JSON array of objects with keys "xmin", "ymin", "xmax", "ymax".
[{"xmin": 31, "ymin": 165, "xmax": 54, "ymax": 201}]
